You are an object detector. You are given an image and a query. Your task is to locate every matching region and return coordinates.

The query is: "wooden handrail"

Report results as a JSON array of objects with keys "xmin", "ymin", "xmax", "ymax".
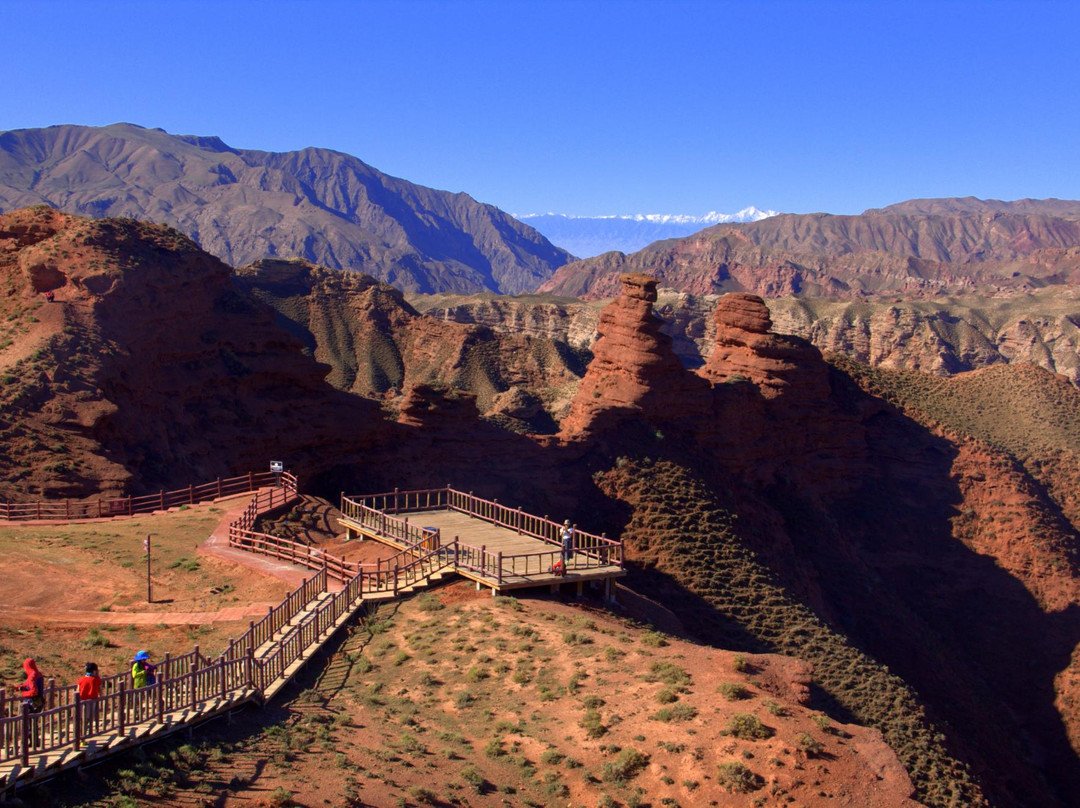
[
  {"xmin": 340, "ymin": 486, "xmax": 624, "ymax": 582},
  {"xmin": 0, "ymin": 470, "xmax": 288, "ymax": 522},
  {"xmin": 0, "ymin": 469, "xmax": 369, "ymax": 775}
]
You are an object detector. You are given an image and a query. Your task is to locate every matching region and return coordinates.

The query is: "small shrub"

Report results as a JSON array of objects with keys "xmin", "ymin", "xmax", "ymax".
[
  {"xmin": 602, "ymin": 748, "xmax": 650, "ymax": 783},
  {"xmin": 726, "ymin": 713, "xmax": 773, "ymax": 740},
  {"xmin": 655, "ymin": 688, "xmax": 678, "ymax": 704},
  {"xmin": 717, "ymin": 682, "xmax": 751, "ymax": 701},
  {"xmin": 641, "ymin": 630, "xmax": 668, "ymax": 647},
  {"xmin": 465, "ymin": 666, "xmax": 489, "ymax": 682},
  {"xmin": 454, "ymin": 690, "xmax": 475, "ymax": 709},
  {"xmin": 581, "ymin": 708, "xmax": 607, "ymax": 738},
  {"xmin": 762, "ymin": 698, "xmax": 788, "ymax": 717},
  {"xmin": 406, "ymin": 785, "xmax": 439, "ymax": 804},
  {"xmin": 732, "ymin": 653, "xmax": 749, "ymax": 672},
  {"xmin": 797, "ymin": 732, "xmax": 825, "ymax": 757},
  {"xmin": 716, "ymin": 761, "xmax": 763, "ymax": 793},
  {"xmin": 484, "ymin": 738, "xmax": 507, "ymax": 758},
  {"xmin": 644, "ymin": 661, "xmax": 691, "ymax": 688},
  {"xmin": 461, "ymin": 766, "xmax": 488, "ymax": 794},
  {"xmin": 652, "ymin": 704, "xmax": 698, "ymax": 723},
  {"xmin": 582, "ymin": 694, "xmax": 605, "ymax": 709},
  {"xmin": 541, "ymin": 749, "xmax": 565, "ymax": 765},
  {"xmin": 416, "ymin": 593, "xmax": 444, "ymax": 611},
  {"xmin": 84, "ymin": 627, "xmax": 111, "ymax": 648},
  {"xmin": 265, "ymin": 787, "xmax": 297, "ymax": 807},
  {"xmin": 495, "ymin": 595, "xmax": 522, "ymax": 611},
  {"xmin": 603, "ymin": 646, "xmax": 625, "ymax": 662},
  {"xmin": 397, "ymin": 732, "xmax": 424, "ymax": 753}
]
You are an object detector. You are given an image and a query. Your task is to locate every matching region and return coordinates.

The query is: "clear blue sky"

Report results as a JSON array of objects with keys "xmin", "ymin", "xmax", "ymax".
[{"xmin": 2, "ymin": 0, "xmax": 1077, "ymax": 216}]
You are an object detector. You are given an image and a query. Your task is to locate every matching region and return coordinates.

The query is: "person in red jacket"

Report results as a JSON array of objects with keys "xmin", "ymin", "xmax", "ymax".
[
  {"xmin": 19, "ymin": 658, "xmax": 44, "ymax": 713},
  {"xmin": 76, "ymin": 662, "xmax": 101, "ymax": 733}
]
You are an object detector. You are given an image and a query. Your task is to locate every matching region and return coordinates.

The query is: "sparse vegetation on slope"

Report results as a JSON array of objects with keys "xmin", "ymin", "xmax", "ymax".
[
  {"xmin": 35, "ymin": 585, "xmax": 922, "ymax": 808},
  {"xmin": 596, "ymin": 457, "xmax": 988, "ymax": 808}
]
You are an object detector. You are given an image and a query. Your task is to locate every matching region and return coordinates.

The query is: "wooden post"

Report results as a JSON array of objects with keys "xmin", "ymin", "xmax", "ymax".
[
  {"xmin": 65, "ymin": 499, "xmax": 70, "ymax": 519},
  {"xmin": 157, "ymin": 680, "xmax": 165, "ymax": 723},
  {"xmin": 127, "ymin": 496, "xmax": 132, "ymax": 516},
  {"xmin": 219, "ymin": 660, "xmax": 227, "ymax": 702},
  {"xmin": 20, "ymin": 702, "xmax": 29, "ymax": 765},
  {"xmin": 246, "ymin": 646, "xmax": 255, "ymax": 689},
  {"xmin": 248, "ymin": 471, "xmax": 254, "ymax": 491},
  {"xmin": 497, "ymin": 552, "xmax": 503, "ymax": 586},
  {"xmin": 118, "ymin": 681, "xmax": 126, "ymax": 735},
  {"xmin": 517, "ymin": 507, "xmax": 523, "ymax": 534},
  {"xmin": 217, "ymin": 477, "xmax": 223, "ymax": 499},
  {"xmin": 190, "ymin": 661, "xmax": 198, "ymax": 712},
  {"xmin": 160, "ymin": 490, "xmax": 165, "ymax": 510},
  {"xmin": 73, "ymin": 693, "xmax": 81, "ymax": 750},
  {"xmin": 146, "ymin": 533, "xmax": 152, "ymax": 603}
]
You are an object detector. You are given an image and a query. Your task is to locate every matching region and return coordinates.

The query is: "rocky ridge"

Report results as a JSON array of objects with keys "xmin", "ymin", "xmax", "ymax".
[
  {"xmin": 419, "ymin": 286, "xmax": 1080, "ymax": 384},
  {"xmin": 0, "ymin": 206, "xmax": 384, "ymax": 497},
  {"xmin": 539, "ymin": 202, "xmax": 1080, "ymax": 301},
  {"xmin": 235, "ymin": 258, "xmax": 585, "ymax": 425},
  {"xmin": 0, "ymin": 123, "xmax": 572, "ymax": 294}
]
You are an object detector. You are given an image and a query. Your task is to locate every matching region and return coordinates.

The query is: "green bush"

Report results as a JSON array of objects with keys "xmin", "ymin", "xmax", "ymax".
[
  {"xmin": 716, "ymin": 761, "xmax": 763, "ymax": 793},
  {"xmin": 602, "ymin": 748, "xmax": 650, "ymax": 783},
  {"xmin": 717, "ymin": 681, "xmax": 751, "ymax": 701},
  {"xmin": 581, "ymin": 708, "xmax": 607, "ymax": 738},
  {"xmin": 651, "ymin": 704, "xmax": 698, "ymax": 723},
  {"xmin": 798, "ymin": 732, "xmax": 825, "ymax": 757},
  {"xmin": 726, "ymin": 713, "xmax": 773, "ymax": 740},
  {"xmin": 644, "ymin": 661, "xmax": 691, "ymax": 688}
]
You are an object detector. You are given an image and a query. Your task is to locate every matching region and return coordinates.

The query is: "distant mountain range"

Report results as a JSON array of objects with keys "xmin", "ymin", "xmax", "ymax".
[
  {"xmin": 514, "ymin": 207, "xmax": 778, "ymax": 257},
  {"xmin": 539, "ymin": 198, "xmax": 1080, "ymax": 299},
  {"xmin": 0, "ymin": 123, "xmax": 572, "ymax": 294}
]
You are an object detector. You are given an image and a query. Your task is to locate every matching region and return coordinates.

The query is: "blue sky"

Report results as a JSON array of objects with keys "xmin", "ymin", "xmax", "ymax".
[{"xmin": 2, "ymin": 0, "xmax": 1078, "ymax": 216}]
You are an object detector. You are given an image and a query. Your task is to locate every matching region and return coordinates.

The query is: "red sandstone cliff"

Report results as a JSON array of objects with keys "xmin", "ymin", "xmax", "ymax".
[{"xmin": 0, "ymin": 206, "xmax": 384, "ymax": 497}]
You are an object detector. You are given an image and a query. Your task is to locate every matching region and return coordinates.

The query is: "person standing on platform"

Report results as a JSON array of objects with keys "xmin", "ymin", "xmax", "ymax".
[
  {"xmin": 561, "ymin": 520, "xmax": 575, "ymax": 567},
  {"xmin": 77, "ymin": 662, "xmax": 102, "ymax": 733}
]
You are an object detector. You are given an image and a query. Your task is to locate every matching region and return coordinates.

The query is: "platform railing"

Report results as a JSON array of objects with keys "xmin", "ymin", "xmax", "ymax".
[
  {"xmin": 0, "ymin": 471, "xmax": 369, "ymax": 774},
  {"xmin": 341, "ymin": 486, "xmax": 625, "ymax": 581},
  {"xmin": 0, "ymin": 471, "xmax": 281, "ymax": 522}
]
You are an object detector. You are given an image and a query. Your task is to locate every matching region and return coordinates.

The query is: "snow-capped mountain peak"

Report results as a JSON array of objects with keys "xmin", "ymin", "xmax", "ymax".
[{"xmin": 515, "ymin": 207, "xmax": 779, "ymax": 257}]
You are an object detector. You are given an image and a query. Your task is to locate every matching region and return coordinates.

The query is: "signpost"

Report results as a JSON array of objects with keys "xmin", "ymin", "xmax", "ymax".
[{"xmin": 144, "ymin": 534, "xmax": 152, "ymax": 603}]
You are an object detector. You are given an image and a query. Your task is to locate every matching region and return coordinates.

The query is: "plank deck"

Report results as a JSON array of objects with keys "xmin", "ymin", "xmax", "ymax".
[{"xmin": 346, "ymin": 509, "xmax": 624, "ymax": 592}]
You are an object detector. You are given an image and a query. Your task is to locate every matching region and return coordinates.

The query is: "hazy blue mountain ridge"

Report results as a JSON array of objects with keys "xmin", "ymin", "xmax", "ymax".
[{"xmin": 0, "ymin": 123, "xmax": 572, "ymax": 294}]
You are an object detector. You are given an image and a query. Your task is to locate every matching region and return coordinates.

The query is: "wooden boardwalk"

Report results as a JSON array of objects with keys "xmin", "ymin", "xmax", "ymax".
[
  {"xmin": 0, "ymin": 474, "xmax": 370, "ymax": 794},
  {"xmin": 0, "ymin": 478, "xmax": 623, "ymax": 795},
  {"xmin": 338, "ymin": 487, "xmax": 625, "ymax": 598}
]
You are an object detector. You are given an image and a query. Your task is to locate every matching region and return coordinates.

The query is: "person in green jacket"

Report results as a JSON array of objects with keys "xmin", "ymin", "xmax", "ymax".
[{"xmin": 131, "ymin": 650, "xmax": 155, "ymax": 688}]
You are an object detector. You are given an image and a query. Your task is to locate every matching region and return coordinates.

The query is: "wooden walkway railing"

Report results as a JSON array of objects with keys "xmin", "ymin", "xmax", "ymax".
[
  {"xmin": 0, "ymin": 472, "xmax": 467, "ymax": 789},
  {"xmin": 340, "ymin": 486, "xmax": 625, "ymax": 579},
  {"xmin": 0, "ymin": 471, "xmax": 283, "ymax": 522}
]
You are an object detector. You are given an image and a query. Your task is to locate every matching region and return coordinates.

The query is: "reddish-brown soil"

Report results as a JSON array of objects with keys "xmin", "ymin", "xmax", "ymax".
[{"xmin": 42, "ymin": 581, "xmax": 923, "ymax": 808}]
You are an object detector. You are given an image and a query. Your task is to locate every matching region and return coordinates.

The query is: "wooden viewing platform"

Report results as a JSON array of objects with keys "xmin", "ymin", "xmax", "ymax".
[{"xmin": 338, "ymin": 487, "xmax": 625, "ymax": 600}]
